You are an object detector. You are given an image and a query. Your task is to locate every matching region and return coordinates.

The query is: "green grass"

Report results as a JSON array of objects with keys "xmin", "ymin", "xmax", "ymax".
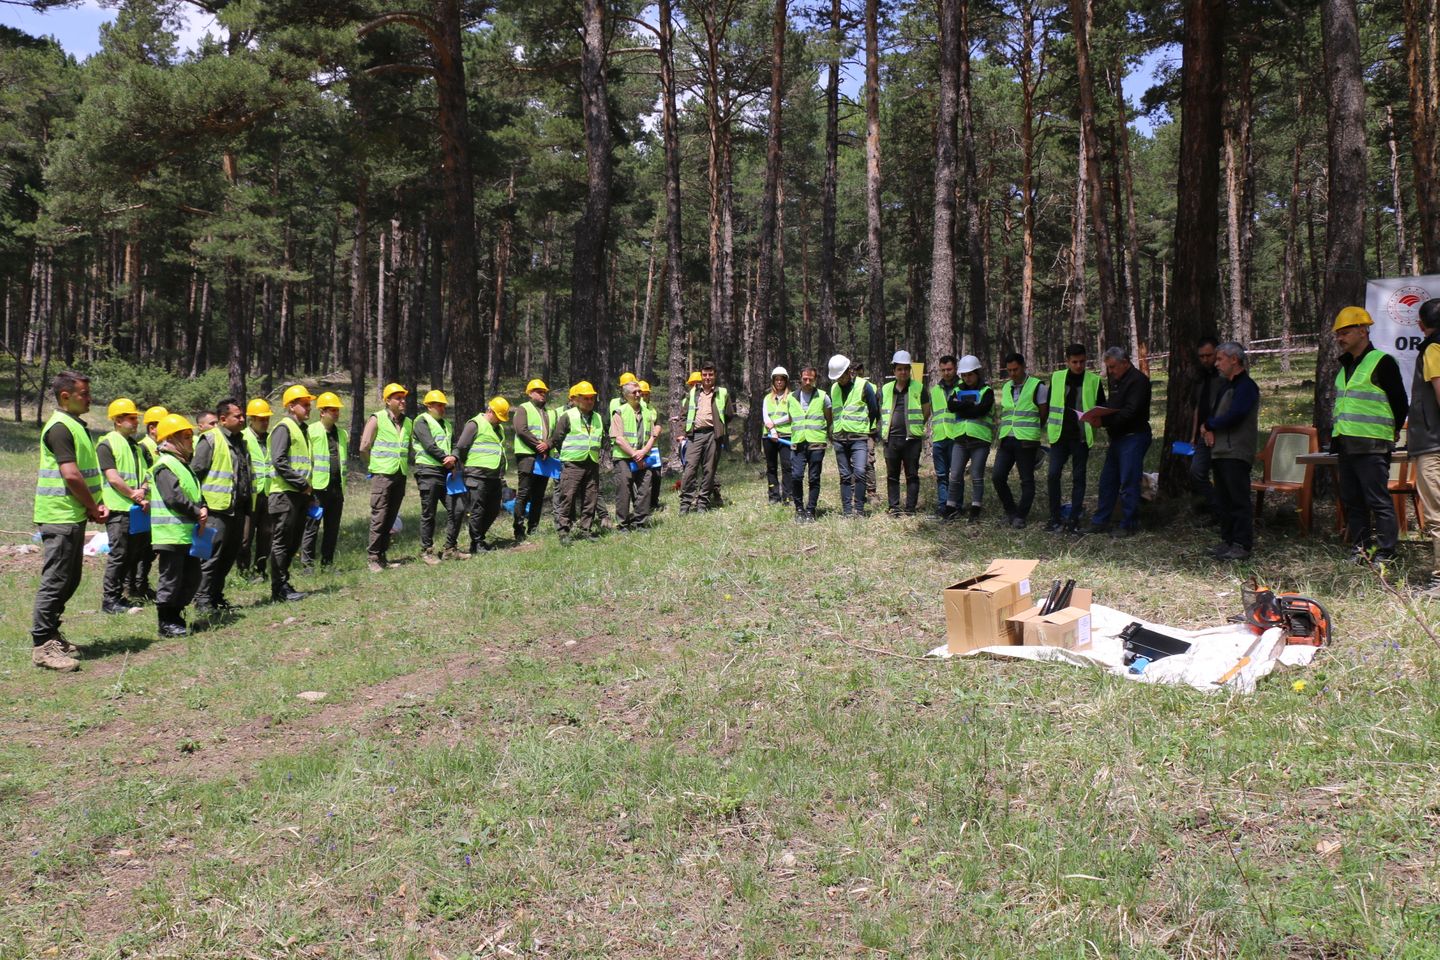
[{"xmin": 1, "ymin": 363, "xmax": 1438, "ymax": 958}]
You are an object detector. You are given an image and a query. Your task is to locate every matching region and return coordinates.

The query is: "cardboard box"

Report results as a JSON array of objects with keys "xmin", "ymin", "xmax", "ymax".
[
  {"xmin": 944, "ymin": 559, "xmax": 1038, "ymax": 654},
  {"xmin": 1007, "ymin": 588, "xmax": 1094, "ymax": 650}
]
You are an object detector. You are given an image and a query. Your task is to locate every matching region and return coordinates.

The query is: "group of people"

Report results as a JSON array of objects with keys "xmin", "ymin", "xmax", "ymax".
[{"xmin": 25, "ymin": 301, "xmax": 1440, "ymax": 671}]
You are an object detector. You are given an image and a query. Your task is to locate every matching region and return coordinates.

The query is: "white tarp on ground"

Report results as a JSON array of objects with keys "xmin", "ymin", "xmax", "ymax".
[{"xmin": 927, "ymin": 603, "xmax": 1319, "ymax": 694}]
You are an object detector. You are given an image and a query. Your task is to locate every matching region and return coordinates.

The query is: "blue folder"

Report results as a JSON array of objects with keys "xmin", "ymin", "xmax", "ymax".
[
  {"xmin": 128, "ymin": 504, "xmax": 150, "ymax": 534},
  {"xmin": 188, "ymin": 524, "xmax": 217, "ymax": 560}
]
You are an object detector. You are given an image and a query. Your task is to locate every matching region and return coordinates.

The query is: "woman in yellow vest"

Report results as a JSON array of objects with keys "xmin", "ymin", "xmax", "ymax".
[
  {"xmin": 149, "ymin": 414, "xmax": 207, "ymax": 638},
  {"xmin": 943, "ymin": 355, "xmax": 995, "ymax": 523},
  {"xmin": 453, "ymin": 397, "xmax": 511, "ymax": 553}
]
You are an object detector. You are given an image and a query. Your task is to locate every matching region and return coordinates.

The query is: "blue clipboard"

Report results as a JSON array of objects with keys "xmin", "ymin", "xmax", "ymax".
[
  {"xmin": 532, "ymin": 456, "xmax": 562, "ymax": 479},
  {"xmin": 445, "ymin": 473, "xmax": 468, "ymax": 496}
]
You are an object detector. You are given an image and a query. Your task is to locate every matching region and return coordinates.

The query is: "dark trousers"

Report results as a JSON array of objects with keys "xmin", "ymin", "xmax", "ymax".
[
  {"xmin": 932, "ymin": 439, "xmax": 955, "ymax": 508},
  {"xmin": 514, "ymin": 457, "xmax": 549, "ymax": 534},
  {"xmin": 763, "ymin": 437, "xmax": 792, "ymax": 502},
  {"xmin": 415, "ymin": 470, "xmax": 459, "ymax": 551},
  {"xmin": 555, "ymin": 460, "xmax": 601, "ymax": 535},
  {"xmin": 992, "ymin": 437, "xmax": 1040, "ymax": 520},
  {"xmin": 102, "ymin": 513, "xmax": 140, "ymax": 606},
  {"xmin": 649, "ymin": 465, "xmax": 663, "ymax": 512},
  {"xmin": 268, "ymin": 491, "xmax": 307, "ymax": 592},
  {"xmin": 156, "ymin": 547, "xmax": 200, "ymax": 624},
  {"xmin": 301, "ymin": 485, "xmax": 343, "ymax": 566},
  {"xmin": 197, "ymin": 507, "xmax": 244, "ymax": 607},
  {"xmin": 1190, "ymin": 440, "xmax": 1219, "ymax": 514},
  {"xmin": 947, "ymin": 442, "xmax": 990, "ymax": 508},
  {"xmin": 833, "ymin": 437, "xmax": 869, "ymax": 514},
  {"xmin": 884, "ymin": 436, "xmax": 922, "ymax": 514},
  {"xmin": 368, "ymin": 472, "xmax": 406, "ymax": 561},
  {"xmin": 133, "ymin": 539, "xmax": 153, "ymax": 597},
  {"xmin": 680, "ymin": 429, "xmax": 720, "ymax": 510},
  {"xmin": 791, "ymin": 442, "xmax": 825, "ymax": 513},
  {"xmin": 1212, "ymin": 457, "xmax": 1255, "ymax": 550},
  {"xmin": 1047, "ymin": 436, "xmax": 1091, "ymax": 524},
  {"xmin": 31, "ymin": 522, "xmax": 85, "ymax": 642},
  {"xmin": 865, "ymin": 437, "xmax": 877, "ymax": 497},
  {"xmin": 1092, "ymin": 431, "xmax": 1152, "ymax": 531},
  {"xmin": 614, "ymin": 460, "xmax": 653, "ymax": 528},
  {"xmin": 1338, "ymin": 450, "xmax": 1399, "ymax": 554},
  {"xmin": 238, "ymin": 499, "xmax": 272, "ymax": 576},
  {"xmin": 463, "ymin": 470, "xmax": 503, "ymax": 548}
]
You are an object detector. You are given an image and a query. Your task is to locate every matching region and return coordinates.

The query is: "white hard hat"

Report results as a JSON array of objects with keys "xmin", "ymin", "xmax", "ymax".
[
  {"xmin": 827, "ymin": 354, "xmax": 851, "ymax": 380},
  {"xmin": 771, "ymin": 366, "xmax": 789, "ymax": 380},
  {"xmin": 892, "ymin": 350, "xmax": 912, "ymax": 365},
  {"xmin": 958, "ymin": 354, "xmax": 982, "ymax": 374}
]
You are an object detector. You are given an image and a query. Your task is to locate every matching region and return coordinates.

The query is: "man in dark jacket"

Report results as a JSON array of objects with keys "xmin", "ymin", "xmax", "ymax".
[
  {"xmin": 192, "ymin": 398, "xmax": 252, "ymax": 614},
  {"xmin": 1082, "ymin": 346, "xmax": 1153, "ymax": 537},
  {"xmin": 1409, "ymin": 299, "xmax": 1440, "ymax": 597},
  {"xmin": 1201, "ymin": 343, "xmax": 1261, "ymax": 560}
]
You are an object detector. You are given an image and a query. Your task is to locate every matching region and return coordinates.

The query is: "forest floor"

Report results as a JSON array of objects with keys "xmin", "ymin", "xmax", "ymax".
[{"xmin": 1, "ymin": 362, "xmax": 1438, "ymax": 959}]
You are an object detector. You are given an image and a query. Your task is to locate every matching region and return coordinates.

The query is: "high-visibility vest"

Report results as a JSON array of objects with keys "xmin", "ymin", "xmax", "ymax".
[
  {"xmin": 465, "ymin": 415, "xmax": 505, "ymax": 469},
  {"xmin": 612, "ymin": 402, "xmax": 656, "ymax": 459},
  {"xmin": 197, "ymin": 428, "xmax": 235, "ymax": 511},
  {"xmin": 309, "ymin": 422, "xmax": 348, "ymax": 491},
  {"xmin": 880, "ymin": 380, "xmax": 926, "ymax": 439},
  {"xmin": 955, "ymin": 385, "xmax": 994, "ymax": 444},
  {"xmin": 149, "ymin": 452, "xmax": 200, "ymax": 546},
  {"xmin": 34, "ymin": 413, "xmax": 101, "ymax": 525},
  {"xmin": 98, "ymin": 431, "xmax": 142, "ymax": 513},
  {"xmin": 762, "ymin": 391, "xmax": 793, "ymax": 438},
  {"xmin": 1333, "ymin": 350, "xmax": 1396, "ymax": 441},
  {"xmin": 369, "ymin": 411, "xmax": 413, "ymax": 476},
  {"xmin": 514, "ymin": 401, "xmax": 557, "ymax": 456},
  {"xmin": 929, "ymin": 382, "xmax": 962, "ymax": 442},
  {"xmin": 685, "ymin": 386, "xmax": 728, "ymax": 431},
  {"xmin": 559, "ymin": 407, "xmax": 603, "ymax": 463},
  {"xmin": 830, "ymin": 377, "xmax": 873, "ymax": 435},
  {"xmin": 787, "ymin": 391, "xmax": 828, "ymax": 444},
  {"xmin": 139, "ymin": 434, "xmax": 158, "ymax": 465},
  {"xmin": 244, "ymin": 428, "xmax": 272, "ymax": 500},
  {"xmin": 1046, "ymin": 369, "xmax": 1101, "ymax": 446},
  {"xmin": 269, "ymin": 416, "xmax": 312, "ymax": 493},
  {"xmin": 413, "ymin": 412, "xmax": 451, "ymax": 468},
  {"xmin": 998, "ymin": 376, "xmax": 1043, "ymax": 441}
]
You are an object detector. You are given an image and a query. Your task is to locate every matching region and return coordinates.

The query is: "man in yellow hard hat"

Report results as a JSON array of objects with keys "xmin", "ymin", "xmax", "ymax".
[
  {"xmin": 359, "ymin": 383, "xmax": 413, "ymax": 572},
  {"xmin": 1329, "ymin": 306, "xmax": 1408, "ymax": 565},
  {"xmin": 140, "ymin": 405, "xmax": 167, "ymax": 463},
  {"xmin": 550, "ymin": 381, "xmax": 604, "ymax": 545},
  {"xmin": 412, "ymin": 388, "xmax": 458, "ymax": 564},
  {"xmin": 610, "ymin": 381, "xmax": 661, "ymax": 530},
  {"xmin": 192, "ymin": 397, "xmax": 252, "ymax": 615},
  {"xmin": 238, "ymin": 398, "xmax": 274, "ymax": 580},
  {"xmin": 639, "ymin": 380, "xmax": 663, "ymax": 514},
  {"xmin": 301, "ymin": 391, "xmax": 347, "ymax": 569},
  {"xmin": 453, "ymin": 396, "xmax": 510, "ymax": 553},
  {"xmin": 608, "ymin": 372, "xmax": 638, "ymax": 421},
  {"xmin": 30, "ymin": 371, "xmax": 105, "ymax": 671},
  {"xmin": 131, "ymin": 404, "xmax": 167, "ymax": 601},
  {"xmin": 511, "ymin": 378, "xmax": 556, "ymax": 543},
  {"xmin": 267, "ymin": 385, "xmax": 315, "ymax": 602},
  {"xmin": 679, "ymin": 361, "xmax": 728, "ymax": 513},
  {"xmin": 97, "ymin": 397, "xmax": 148, "ymax": 616},
  {"xmin": 149, "ymin": 414, "xmax": 206, "ymax": 638}
]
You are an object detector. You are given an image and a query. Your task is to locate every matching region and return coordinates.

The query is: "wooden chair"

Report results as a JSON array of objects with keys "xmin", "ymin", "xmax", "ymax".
[
  {"xmin": 1388, "ymin": 426, "xmax": 1425, "ymax": 531},
  {"xmin": 1251, "ymin": 425, "xmax": 1320, "ymax": 534}
]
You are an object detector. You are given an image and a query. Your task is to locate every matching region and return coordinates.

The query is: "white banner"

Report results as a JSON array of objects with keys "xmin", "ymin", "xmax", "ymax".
[{"xmin": 1365, "ymin": 274, "xmax": 1440, "ymax": 400}]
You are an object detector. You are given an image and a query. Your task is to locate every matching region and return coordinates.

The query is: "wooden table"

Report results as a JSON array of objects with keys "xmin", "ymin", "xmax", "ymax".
[{"xmin": 1294, "ymin": 449, "xmax": 1415, "ymax": 535}]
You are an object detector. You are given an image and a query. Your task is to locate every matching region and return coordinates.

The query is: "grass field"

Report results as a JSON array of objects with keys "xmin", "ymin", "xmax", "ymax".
[{"xmin": 1, "ymin": 364, "xmax": 1438, "ymax": 959}]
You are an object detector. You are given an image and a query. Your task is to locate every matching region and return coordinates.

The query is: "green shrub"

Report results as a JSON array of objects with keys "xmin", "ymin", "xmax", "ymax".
[{"xmin": 86, "ymin": 358, "xmax": 259, "ymax": 415}]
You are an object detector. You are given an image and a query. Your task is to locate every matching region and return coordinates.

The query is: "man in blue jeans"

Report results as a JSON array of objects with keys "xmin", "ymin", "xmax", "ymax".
[
  {"xmin": 928, "ymin": 354, "xmax": 961, "ymax": 514},
  {"xmin": 1081, "ymin": 346, "xmax": 1152, "ymax": 538},
  {"xmin": 827, "ymin": 354, "xmax": 879, "ymax": 516}
]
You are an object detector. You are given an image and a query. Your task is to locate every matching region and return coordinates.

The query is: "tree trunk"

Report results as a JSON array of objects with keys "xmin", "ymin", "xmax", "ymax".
[
  {"xmin": 1223, "ymin": 46, "xmax": 1254, "ymax": 343},
  {"xmin": 1070, "ymin": 0, "xmax": 1123, "ymax": 349},
  {"xmin": 571, "ymin": 0, "xmax": 613, "ymax": 390},
  {"xmin": 1281, "ymin": 96, "xmax": 1306, "ymax": 374},
  {"xmin": 746, "ymin": 0, "xmax": 787, "ymax": 462},
  {"xmin": 1069, "ymin": 137, "xmax": 1089, "ymax": 345},
  {"xmin": 1016, "ymin": 0, "xmax": 1043, "ymax": 362},
  {"xmin": 959, "ymin": 1, "xmax": 987, "ymax": 367},
  {"xmin": 864, "ymin": 0, "xmax": 884, "ymax": 368},
  {"xmin": 488, "ymin": 170, "xmax": 516, "ymax": 395},
  {"xmin": 1385, "ymin": 104, "xmax": 1414, "ymax": 274},
  {"xmin": 1159, "ymin": 0, "xmax": 1226, "ymax": 496},
  {"xmin": 349, "ymin": 180, "xmax": 369, "ymax": 440},
  {"xmin": 1404, "ymin": 0, "xmax": 1439, "ymax": 272},
  {"xmin": 660, "ymin": 0, "xmax": 687, "ymax": 429},
  {"xmin": 1314, "ymin": 0, "xmax": 1368, "ymax": 442},
  {"xmin": 818, "ymin": 0, "xmax": 840, "ymax": 364},
  {"xmin": 926, "ymin": 0, "xmax": 961, "ymax": 366}
]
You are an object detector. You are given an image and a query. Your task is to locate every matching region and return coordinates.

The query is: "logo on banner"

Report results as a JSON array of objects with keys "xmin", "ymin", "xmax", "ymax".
[{"xmin": 1385, "ymin": 285, "xmax": 1430, "ymax": 327}]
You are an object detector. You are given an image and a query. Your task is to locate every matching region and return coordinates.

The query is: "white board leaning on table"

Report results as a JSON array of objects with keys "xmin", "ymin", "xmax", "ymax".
[{"xmin": 1366, "ymin": 274, "xmax": 1440, "ymax": 403}]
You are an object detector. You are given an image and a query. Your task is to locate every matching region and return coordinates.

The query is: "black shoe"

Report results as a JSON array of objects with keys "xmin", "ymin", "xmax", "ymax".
[
  {"xmin": 271, "ymin": 586, "xmax": 306, "ymax": 603},
  {"xmin": 1063, "ymin": 522, "xmax": 1080, "ymax": 535},
  {"xmin": 1044, "ymin": 520, "xmax": 1063, "ymax": 533},
  {"xmin": 1109, "ymin": 526, "xmax": 1136, "ymax": 539},
  {"xmin": 1011, "ymin": 516, "xmax": 1027, "ymax": 529},
  {"xmin": 101, "ymin": 600, "xmax": 140, "ymax": 615},
  {"xmin": 158, "ymin": 620, "xmax": 188, "ymax": 638},
  {"xmin": 967, "ymin": 506, "xmax": 982, "ymax": 524},
  {"xmin": 513, "ymin": 528, "xmax": 526, "ymax": 543}
]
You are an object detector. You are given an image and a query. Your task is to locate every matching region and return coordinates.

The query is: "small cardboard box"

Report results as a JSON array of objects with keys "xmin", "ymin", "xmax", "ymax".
[
  {"xmin": 1008, "ymin": 588, "xmax": 1094, "ymax": 650},
  {"xmin": 944, "ymin": 559, "xmax": 1039, "ymax": 654}
]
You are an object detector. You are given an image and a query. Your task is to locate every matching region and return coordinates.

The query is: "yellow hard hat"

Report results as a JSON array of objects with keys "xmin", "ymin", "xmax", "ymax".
[
  {"xmin": 569, "ymin": 380, "xmax": 598, "ymax": 398},
  {"xmin": 525, "ymin": 378, "xmax": 549, "ymax": 394},
  {"xmin": 282, "ymin": 384, "xmax": 316, "ymax": 406},
  {"xmin": 1333, "ymin": 306, "xmax": 1373, "ymax": 331},
  {"xmin": 488, "ymin": 396, "xmax": 511, "ymax": 421},
  {"xmin": 619, "ymin": 372, "xmax": 637, "ymax": 387},
  {"xmin": 423, "ymin": 389, "xmax": 447, "ymax": 406},
  {"xmin": 382, "ymin": 382, "xmax": 408, "ymax": 400},
  {"xmin": 107, "ymin": 398, "xmax": 139, "ymax": 420},
  {"xmin": 155, "ymin": 413, "xmax": 196, "ymax": 443},
  {"xmin": 143, "ymin": 405, "xmax": 169, "ymax": 425},
  {"xmin": 315, "ymin": 391, "xmax": 342, "ymax": 410},
  {"xmin": 638, "ymin": 380, "xmax": 652, "ymax": 395},
  {"xmin": 246, "ymin": 398, "xmax": 273, "ymax": 418},
  {"xmin": 686, "ymin": 372, "xmax": 702, "ymax": 386}
]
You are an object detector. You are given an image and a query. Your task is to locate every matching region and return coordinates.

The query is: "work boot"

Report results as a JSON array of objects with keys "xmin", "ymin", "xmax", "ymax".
[
  {"xmin": 368, "ymin": 559, "xmax": 385, "ymax": 574},
  {"xmin": 32, "ymin": 638, "xmax": 79, "ymax": 672},
  {"xmin": 102, "ymin": 600, "xmax": 142, "ymax": 615},
  {"xmin": 157, "ymin": 607, "xmax": 188, "ymax": 638},
  {"xmin": 1208, "ymin": 541, "xmax": 1233, "ymax": 559},
  {"xmin": 272, "ymin": 583, "xmax": 306, "ymax": 603},
  {"xmin": 421, "ymin": 549, "xmax": 441, "ymax": 566},
  {"xmin": 513, "ymin": 526, "xmax": 526, "ymax": 544},
  {"xmin": 441, "ymin": 546, "xmax": 464, "ymax": 561},
  {"xmin": 1221, "ymin": 544, "xmax": 1253, "ymax": 561},
  {"xmin": 1044, "ymin": 520, "xmax": 1063, "ymax": 533},
  {"xmin": 1011, "ymin": 516, "xmax": 1027, "ymax": 529},
  {"xmin": 967, "ymin": 505, "xmax": 982, "ymax": 524}
]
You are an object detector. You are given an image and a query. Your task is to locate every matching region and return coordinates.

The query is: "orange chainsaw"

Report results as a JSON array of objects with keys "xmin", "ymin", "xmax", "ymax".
[{"xmin": 1235, "ymin": 578, "xmax": 1332, "ymax": 647}]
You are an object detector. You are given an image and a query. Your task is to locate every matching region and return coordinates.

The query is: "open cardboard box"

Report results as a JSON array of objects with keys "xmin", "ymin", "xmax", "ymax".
[
  {"xmin": 943, "ymin": 559, "xmax": 1038, "ymax": 654},
  {"xmin": 1007, "ymin": 588, "xmax": 1094, "ymax": 650}
]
